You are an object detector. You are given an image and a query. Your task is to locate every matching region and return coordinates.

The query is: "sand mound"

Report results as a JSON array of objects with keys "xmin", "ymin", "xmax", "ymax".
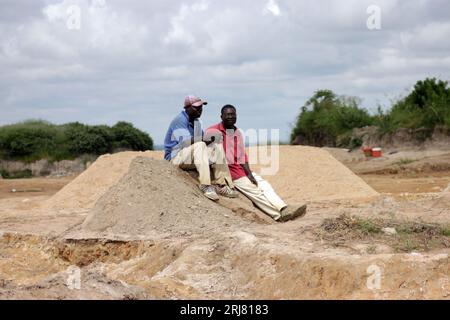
[
  {"xmin": 43, "ymin": 151, "xmax": 163, "ymax": 210},
  {"xmin": 81, "ymin": 157, "xmax": 246, "ymax": 236},
  {"xmin": 45, "ymin": 146, "xmax": 378, "ymax": 214},
  {"xmin": 250, "ymin": 145, "xmax": 379, "ymax": 203}
]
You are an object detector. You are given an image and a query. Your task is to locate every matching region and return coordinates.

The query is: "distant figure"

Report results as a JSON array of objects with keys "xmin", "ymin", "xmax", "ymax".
[
  {"xmin": 164, "ymin": 95, "xmax": 239, "ymax": 201},
  {"xmin": 205, "ymin": 104, "xmax": 307, "ymax": 222}
]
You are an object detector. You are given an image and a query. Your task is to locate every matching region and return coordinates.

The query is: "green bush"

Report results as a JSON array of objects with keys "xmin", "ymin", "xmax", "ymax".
[
  {"xmin": 0, "ymin": 120, "xmax": 154, "ymax": 161},
  {"xmin": 0, "ymin": 169, "xmax": 33, "ymax": 179},
  {"xmin": 291, "ymin": 90, "xmax": 373, "ymax": 147},
  {"xmin": 291, "ymin": 78, "xmax": 450, "ymax": 147},
  {"xmin": 388, "ymin": 78, "xmax": 450, "ymax": 131},
  {"xmin": 0, "ymin": 120, "xmax": 58, "ymax": 160},
  {"xmin": 372, "ymin": 106, "xmax": 396, "ymax": 135},
  {"xmin": 66, "ymin": 123, "xmax": 113, "ymax": 156},
  {"xmin": 112, "ymin": 121, "xmax": 153, "ymax": 151}
]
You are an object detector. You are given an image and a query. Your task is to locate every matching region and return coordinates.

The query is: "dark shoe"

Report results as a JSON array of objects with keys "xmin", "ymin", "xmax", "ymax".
[
  {"xmin": 215, "ymin": 185, "xmax": 239, "ymax": 198},
  {"xmin": 278, "ymin": 204, "xmax": 307, "ymax": 222}
]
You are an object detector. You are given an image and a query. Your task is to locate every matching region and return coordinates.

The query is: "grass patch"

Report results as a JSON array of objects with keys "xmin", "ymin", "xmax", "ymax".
[
  {"xmin": 321, "ymin": 215, "xmax": 381, "ymax": 237},
  {"xmin": 393, "ymin": 158, "xmax": 416, "ymax": 166},
  {"xmin": 401, "ymin": 238, "xmax": 419, "ymax": 252},
  {"xmin": 366, "ymin": 245, "xmax": 377, "ymax": 254},
  {"xmin": 318, "ymin": 214, "xmax": 450, "ymax": 253},
  {"xmin": 356, "ymin": 219, "xmax": 381, "ymax": 234},
  {"xmin": 442, "ymin": 227, "xmax": 450, "ymax": 237}
]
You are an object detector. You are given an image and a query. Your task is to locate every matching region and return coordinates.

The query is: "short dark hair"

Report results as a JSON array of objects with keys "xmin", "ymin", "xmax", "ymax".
[{"xmin": 221, "ymin": 104, "xmax": 236, "ymax": 115}]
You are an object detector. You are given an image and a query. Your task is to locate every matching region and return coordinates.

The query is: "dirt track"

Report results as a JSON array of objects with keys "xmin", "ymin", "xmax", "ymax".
[{"xmin": 0, "ymin": 146, "xmax": 449, "ymax": 299}]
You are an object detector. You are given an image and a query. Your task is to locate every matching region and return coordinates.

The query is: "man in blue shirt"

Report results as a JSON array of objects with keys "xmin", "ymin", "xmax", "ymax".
[{"xmin": 164, "ymin": 95, "xmax": 238, "ymax": 201}]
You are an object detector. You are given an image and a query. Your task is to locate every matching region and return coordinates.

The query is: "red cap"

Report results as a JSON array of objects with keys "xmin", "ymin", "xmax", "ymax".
[{"xmin": 184, "ymin": 95, "xmax": 207, "ymax": 108}]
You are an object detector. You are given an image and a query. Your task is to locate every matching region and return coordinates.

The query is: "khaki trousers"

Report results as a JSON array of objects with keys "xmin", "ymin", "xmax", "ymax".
[
  {"xmin": 171, "ymin": 142, "xmax": 234, "ymax": 187},
  {"xmin": 233, "ymin": 173, "xmax": 287, "ymax": 220}
]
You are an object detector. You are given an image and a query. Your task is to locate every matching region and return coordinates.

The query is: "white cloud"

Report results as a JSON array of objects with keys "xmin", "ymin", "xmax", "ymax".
[
  {"xmin": 163, "ymin": 1, "xmax": 209, "ymax": 45},
  {"xmin": 0, "ymin": 0, "xmax": 449, "ymax": 143},
  {"xmin": 265, "ymin": 0, "xmax": 281, "ymax": 16},
  {"xmin": 400, "ymin": 21, "xmax": 450, "ymax": 52}
]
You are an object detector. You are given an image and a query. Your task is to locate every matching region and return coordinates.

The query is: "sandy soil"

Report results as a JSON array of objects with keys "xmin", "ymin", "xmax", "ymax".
[
  {"xmin": 326, "ymin": 147, "xmax": 450, "ymax": 175},
  {"xmin": 250, "ymin": 145, "xmax": 378, "ymax": 203},
  {"xmin": 0, "ymin": 177, "xmax": 74, "ymax": 200},
  {"xmin": 0, "ymin": 146, "xmax": 449, "ymax": 300}
]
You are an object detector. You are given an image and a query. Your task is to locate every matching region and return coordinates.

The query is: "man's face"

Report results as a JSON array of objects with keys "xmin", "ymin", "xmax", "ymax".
[
  {"xmin": 221, "ymin": 107, "xmax": 237, "ymax": 128},
  {"xmin": 186, "ymin": 105, "xmax": 203, "ymax": 120}
]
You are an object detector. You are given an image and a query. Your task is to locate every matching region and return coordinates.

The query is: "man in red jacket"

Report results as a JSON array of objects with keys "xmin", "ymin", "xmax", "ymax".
[{"xmin": 205, "ymin": 104, "xmax": 307, "ymax": 222}]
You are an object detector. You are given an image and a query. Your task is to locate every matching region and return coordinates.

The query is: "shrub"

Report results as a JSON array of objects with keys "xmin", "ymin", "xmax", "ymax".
[
  {"xmin": 0, "ymin": 169, "xmax": 33, "ymax": 179},
  {"xmin": 65, "ymin": 123, "xmax": 113, "ymax": 156},
  {"xmin": 291, "ymin": 78, "xmax": 450, "ymax": 147},
  {"xmin": 0, "ymin": 120, "xmax": 57, "ymax": 160},
  {"xmin": 0, "ymin": 120, "xmax": 154, "ymax": 161},
  {"xmin": 111, "ymin": 121, "xmax": 153, "ymax": 151},
  {"xmin": 291, "ymin": 90, "xmax": 373, "ymax": 147},
  {"xmin": 388, "ymin": 78, "xmax": 450, "ymax": 131}
]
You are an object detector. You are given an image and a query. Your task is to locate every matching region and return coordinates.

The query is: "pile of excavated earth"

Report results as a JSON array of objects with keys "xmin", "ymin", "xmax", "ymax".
[{"xmin": 0, "ymin": 146, "xmax": 449, "ymax": 299}]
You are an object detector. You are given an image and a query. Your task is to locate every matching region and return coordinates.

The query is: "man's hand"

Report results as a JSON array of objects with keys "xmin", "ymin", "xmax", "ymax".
[
  {"xmin": 242, "ymin": 162, "xmax": 257, "ymax": 186},
  {"xmin": 203, "ymin": 130, "xmax": 223, "ymax": 145},
  {"xmin": 248, "ymin": 173, "xmax": 258, "ymax": 186}
]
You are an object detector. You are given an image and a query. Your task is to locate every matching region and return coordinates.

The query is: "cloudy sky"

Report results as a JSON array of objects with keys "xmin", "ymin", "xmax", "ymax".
[{"xmin": 1, "ymin": 0, "xmax": 449, "ymax": 144}]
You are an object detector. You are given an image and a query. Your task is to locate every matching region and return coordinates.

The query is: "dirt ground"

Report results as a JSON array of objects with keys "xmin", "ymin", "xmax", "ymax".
[
  {"xmin": 327, "ymin": 147, "xmax": 450, "ymax": 201},
  {"xmin": 0, "ymin": 177, "xmax": 75, "ymax": 200},
  {"xmin": 0, "ymin": 146, "xmax": 449, "ymax": 300},
  {"xmin": 361, "ymin": 172, "xmax": 450, "ymax": 197},
  {"xmin": 2, "ymin": 169, "xmax": 448, "ymax": 203}
]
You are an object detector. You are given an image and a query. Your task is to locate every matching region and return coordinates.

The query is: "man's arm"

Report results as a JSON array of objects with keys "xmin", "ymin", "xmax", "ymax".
[
  {"xmin": 241, "ymin": 162, "xmax": 257, "ymax": 185},
  {"xmin": 173, "ymin": 121, "xmax": 211, "ymax": 148},
  {"xmin": 236, "ymin": 130, "xmax": 256, "ymax": 185}
]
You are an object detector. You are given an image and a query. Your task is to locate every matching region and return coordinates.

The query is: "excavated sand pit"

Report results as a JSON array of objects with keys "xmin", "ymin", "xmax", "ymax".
[
  {"xmin": 1, "ymin": 147, "xmax": 449, "ymax": 299},
  {"xmin": 1, "ymin": 228, "xmax": 449, "ymax": 299}
]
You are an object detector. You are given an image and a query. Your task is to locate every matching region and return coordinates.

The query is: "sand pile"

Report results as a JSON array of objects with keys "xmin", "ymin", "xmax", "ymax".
[
  {"xmin": 45, "ymin": 146, "xmax": 378, "ymax": 214},
  {"xmin": 81, "ymin": 157, "xmax": 246, "ymax": 236},
  {"xmin": 43, "ymin": 151, "xmax": 163, "ymax": 210},
  {"xmin": 250, "ymin": 145, "xmax": 379, "ymax": 203}
]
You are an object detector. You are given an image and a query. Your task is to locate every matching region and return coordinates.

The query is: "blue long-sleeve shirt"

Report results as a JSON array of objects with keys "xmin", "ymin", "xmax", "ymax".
[{"xmin": 164, "ymin": 111, "xmax": 203, "ymax": 160}]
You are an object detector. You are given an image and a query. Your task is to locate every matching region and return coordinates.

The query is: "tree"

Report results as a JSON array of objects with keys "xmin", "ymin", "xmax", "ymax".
[
  {"xmin": 65, "ymin": 123, "xmax": 113, "ymax": 155},
  {"xmin": 291, "ymin": 90, "xmax": 372, "ymax": 147},
  {"xmin": 111, "ymin": 121, "xmax": 153, "ymax": 151},
  {"xmin": 390, "ymin": 78, "xmax": 450, "ymax": 130}
]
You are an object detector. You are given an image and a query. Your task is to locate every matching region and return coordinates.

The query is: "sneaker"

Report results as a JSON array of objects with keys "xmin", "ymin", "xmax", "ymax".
[
  {"xmin": 215, "ymin": 185, "xmax": 239, "ymax": 198},
  {"xmin": 278, "ymin": 204, "xmax": 307, "ymax": 222},
  {"xmin": 199, "ymin": 184, "xmax": 220, "ymax": 201}
]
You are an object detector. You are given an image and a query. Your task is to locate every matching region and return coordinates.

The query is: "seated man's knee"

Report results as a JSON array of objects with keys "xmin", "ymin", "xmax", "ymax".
[
  {"xmin": 192, "ymin": 142, "xmax": 208, "ymax": 161},
  {"xmin": 193, "ymin": 141, "xmax": 207, "ymax": 149}
]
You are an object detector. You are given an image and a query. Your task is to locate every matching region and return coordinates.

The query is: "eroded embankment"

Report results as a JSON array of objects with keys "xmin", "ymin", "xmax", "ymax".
[{"xmin": 1, "ymin": 231, "xmax": 449, "ymax": 300}]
